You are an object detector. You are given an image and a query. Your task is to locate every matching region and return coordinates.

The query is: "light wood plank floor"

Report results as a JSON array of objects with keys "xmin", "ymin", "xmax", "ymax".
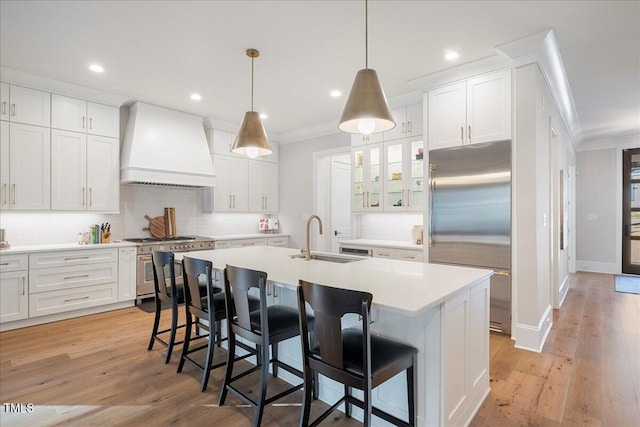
[{"xmin": 1, "ymin": 271, "xmax": 638, "ymax": 426}]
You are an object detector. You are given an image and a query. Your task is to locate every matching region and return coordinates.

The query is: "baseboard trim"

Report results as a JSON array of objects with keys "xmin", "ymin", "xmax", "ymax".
[
  {"xmin": 558, "ymin": 276, "xmax": 569, "ymax": 307},
  {"xmin": 576, "ymin": 260, "xmax": 618, "ymax": 274},
  {"xmin": 514, "ymin": 304, "xmax": 553, "ymax": 352}
]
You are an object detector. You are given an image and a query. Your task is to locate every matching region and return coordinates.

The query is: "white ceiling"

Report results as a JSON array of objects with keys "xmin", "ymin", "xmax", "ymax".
[{"xmin": 1, "ymin": 1, "xmax": 638, "ymax": 146}]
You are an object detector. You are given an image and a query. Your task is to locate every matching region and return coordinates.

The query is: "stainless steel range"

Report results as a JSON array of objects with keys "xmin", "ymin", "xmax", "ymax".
[{"xmin": 124, "ymin": 236, "xmax": 215, "ymax": 301}]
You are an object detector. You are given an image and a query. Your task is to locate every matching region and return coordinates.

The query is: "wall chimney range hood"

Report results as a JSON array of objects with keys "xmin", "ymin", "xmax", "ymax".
[{"xmin": 121, "ymin": 102, "xmax": 216, "ymax": 187}]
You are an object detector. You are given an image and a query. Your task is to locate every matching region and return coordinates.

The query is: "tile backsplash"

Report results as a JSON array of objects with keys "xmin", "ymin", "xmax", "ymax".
[
  {"xmin": 356, "ymin": 213, "xmax": 423, "ymax": 243},
  {"xmin": 0, "ymin": 185, "xmax": 266, "ymax": 246}
]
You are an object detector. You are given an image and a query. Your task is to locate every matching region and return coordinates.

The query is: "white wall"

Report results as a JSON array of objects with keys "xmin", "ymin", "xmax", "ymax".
[
  {"xmin": 279, "ymin": 133, "xmax": 350, "ymax": 249},
  {"xmin": 575, "ymin": 147, "xmax": 619, "ymax": 273},
  {"xmin": 0, "ymin": 184, "xmax": 263, "ymax": 246}
]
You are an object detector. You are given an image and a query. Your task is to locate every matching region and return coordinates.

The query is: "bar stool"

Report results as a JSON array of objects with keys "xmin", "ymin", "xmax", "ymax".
[
  {"xmin": 147, "ymin": 250, "xmax": 184, "ymax": 364},
  {"xmin": 297, "ymin": 280, "xmax": 418, "ymax": 427},
  {"xmin": 219, "ymin": 265, "xmax": 313, "ymax": 427},
  {"xmin": 177, "ymin": 256, "xmax": 227, "ymax": 392}
]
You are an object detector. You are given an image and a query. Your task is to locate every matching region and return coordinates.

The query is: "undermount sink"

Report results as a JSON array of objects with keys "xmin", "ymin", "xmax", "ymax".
[{"xmin": 289, "ymin": 253, "xmax": 364, "ymax": 264}]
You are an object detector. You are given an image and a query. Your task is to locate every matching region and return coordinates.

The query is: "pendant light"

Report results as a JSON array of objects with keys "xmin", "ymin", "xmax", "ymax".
[
  {"xmin": 338, "ymin": 0, "xmax": 395, "ymax": 135},
  {"xmin": 232, "ymin": 48, "xmax": 272, "ymax": 158}
]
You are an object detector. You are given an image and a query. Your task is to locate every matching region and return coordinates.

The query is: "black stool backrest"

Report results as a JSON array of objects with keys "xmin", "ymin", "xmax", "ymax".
[
  {"xmin": 151, "ymin": 250, "xmax": 177, "ymax": 299},
  {"xmin": 224, "ymin": 265, "xmax": 268, "ymax": 340},
  {"xmin": 298, "ymin": 280, "xmax": 372, "ymax": 370},
  {"xmin": 182, "ymin": 256, "xmax": 213, "ymax": 316}
]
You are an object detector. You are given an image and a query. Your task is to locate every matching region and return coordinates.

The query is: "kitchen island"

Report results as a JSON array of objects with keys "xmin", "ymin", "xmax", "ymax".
[{"xmin": 180, "ymin": 246, "xmax": 492, "ymax": 427}]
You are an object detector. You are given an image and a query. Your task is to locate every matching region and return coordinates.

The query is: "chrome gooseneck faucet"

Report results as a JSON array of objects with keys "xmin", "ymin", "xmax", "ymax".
[{"xmin": 301, "ymin": 215, "xmax": 323, "ymax": 261}]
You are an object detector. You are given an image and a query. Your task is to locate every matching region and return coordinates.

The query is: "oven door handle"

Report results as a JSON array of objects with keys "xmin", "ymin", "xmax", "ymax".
[{"xmin": 140, "ymin": 255, "xmax": 151, "ymax": 261}]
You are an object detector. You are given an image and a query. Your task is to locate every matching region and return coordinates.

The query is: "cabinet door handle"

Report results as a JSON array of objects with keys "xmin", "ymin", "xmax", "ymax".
[
  {"xmin": 2, "ymin": 183, "xmax": 6, "ymax": 205},
  {"xmin": 401, "ymin": 189, "xmax": 405, "ymax": 208},
  {"xmin": 64, "ymin": 296, "xmax": 90, "ymax": 303},
  {"xmin": 461, "ymin": 126, "xmax": 464, "ymax": 142},
  {"xmin": 65, "ymin": 256, "xmax": 90, "ymax": 260},
  {"xmin": 64, "ymin": 274, "xmax": 90, "ymax": 280},
  {"xmin": 22, "ymin": 277, "xmax": 26, "ymax": 295},
  {"xmin": 82, "ymin": 187, "xmax": 86, "ymax": 206},
  {"xmin": 11, "ymin": 103, "xmax": 16, "ymax": 117},
  {"xmin": 1, "ymin": 101, "xmax": 6, "ymax": 115},
  {"xmin": 229, "ymin": 195, "xmax": 232, "ymax": 209},
  {"xmin": 407, "ymin": 188, "xmax": 411, "ymax": 207},
  {"xmin": 402, "ymin": 122, "xmax": 406, "ymax": 134},
  {"xmin": 89, "ymin": 188, "xmax": 93, "ymax": 207},
  {"xmin": 408, "ymin": 120, "xmax": 412, "ymax": 133},
  {"xmin": 82, "ymin": 116, "xmax": 86, "ymax": 129},
  {"xmin": 265, "ymin": 196, "xmax": 268, "ymax": 210},
  {"xmin": 89, "ymin": 117, "xmax": 93, "ymax": 130},
  {"xmin": 12, "ymin": 183, "xmax": 16, "ymax": 204},
  {"xmin": 233, "ymin": 195, "xmax": 236, "ymax": 209},
  {"xmin": 468, "ymin": 125, "xmax": 471, "ymax": 140}
]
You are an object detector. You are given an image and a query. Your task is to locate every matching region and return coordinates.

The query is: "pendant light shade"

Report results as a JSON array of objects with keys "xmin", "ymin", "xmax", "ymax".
[
  {"xmin": 232, "ymin": 49, "xmax": 272, "ymax": 158},
  {"xmin": 338, "ymin": 68, "xmax": 395, "ymax": 134},
  {"xmin": 338, "ymin": 0, "xmax": 395, "ymax": 135}
]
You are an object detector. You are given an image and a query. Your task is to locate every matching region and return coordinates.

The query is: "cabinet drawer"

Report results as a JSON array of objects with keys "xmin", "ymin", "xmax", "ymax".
[
  {"xmin": 29, "ymin": 281, "xmax": 117, "ymax": 318},
  {"xmin": 0, "ymin": 270, "xmax": 28, "ymax": 323},
  {"xmin": 0, "ymin": 254, "xmax": 28, "ymax": 272},
  {"xmin": 30, "ymin": 262, "xmax": 118, "ymax": 293},
  {"xmin": 373, "ymin": 248, "xmax": 397, "ymax": 259},
  {"xmin": 397, "ymin": 249, "xmax": 423, "ymax": 262},
  {"xmin": 227, "ymin": 238, "xmax": 267, "ymax": 248},
  {"xmin": 29, "ymin": 248, "xmax": 117, "ymax": 269},
  {"xmin": 267, "ymin": 237, "xmax": 289, "ymax": 247}
]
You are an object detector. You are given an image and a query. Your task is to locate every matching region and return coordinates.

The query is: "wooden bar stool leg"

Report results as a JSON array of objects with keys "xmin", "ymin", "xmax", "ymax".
[
  {"xmin": 147, "ymin": 299, "xmax": 162, "ymax": 350},
  {"xmin": 408, "ymin": 356, "xmax": 417, "ymax": 426},
  {"xmin": 272, "ymin": 343, "xmax": 279, "ymax": 377},
  {"xmin": 164, "ymin": 303, "xmax": 179, "ymax": 363},
  {"xmin": 201, "ymin": 325, "xmax": 215, "ymax": 392},
  {"xmin": 177, "ymin": 314, "xmax": 192, "ymax": 373},
  {"xmin": 254, "ymin": 342, "xmax": 271, "ymax": 427},
  {"xmin": 219, "ymin": 333, "xmax": 236, "ymax": 405}
]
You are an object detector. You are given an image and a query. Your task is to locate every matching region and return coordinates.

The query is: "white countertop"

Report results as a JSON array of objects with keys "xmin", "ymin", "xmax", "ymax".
[
  {"xmin": 177, "ymin": 246, "xmax": 491, "ymax": 317},
  {"xmin": 0, "ymin": 241, "xmax": 137, "ymax": 254},
  {"xmin": 339, "ymin": 239, "xmax": 423, "ymax": 250}
]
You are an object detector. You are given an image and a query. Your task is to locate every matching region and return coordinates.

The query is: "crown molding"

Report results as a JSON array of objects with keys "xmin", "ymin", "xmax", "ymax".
[
  {"xmin": 576, "ymin": 134, "xmax": 640, "ymax": 152},
  {"xmin": 0, "ymin": 67, "xmax": 131, "ymax": 107}
]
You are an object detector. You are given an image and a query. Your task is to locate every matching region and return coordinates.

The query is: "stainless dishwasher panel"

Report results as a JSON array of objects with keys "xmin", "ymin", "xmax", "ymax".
[
  {"xmin": 490, "ymin": 270, "xmax": 511, "ymax": 335},
  {"xmin": 339, "ymin": 246, "xmax": 373, "ymax": 257}
]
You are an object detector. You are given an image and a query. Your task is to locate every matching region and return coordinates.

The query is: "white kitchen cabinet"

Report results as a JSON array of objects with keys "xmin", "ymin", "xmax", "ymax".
[
  {"xmin": 372, "ymin": 247, "xmax": 423, "ymax": 262},
  {"xmin": 205, "ymin": 154, "xmax": 249, "ymax": 212},
  {"xmin": 443, "ymin": 279, "xmax": 490, "ymax": 426},
  {"xmin": 385, "ymin": 103, "xmax": 423, "ymax": 142},
  {"xmin": 0, "ymin": 254, "xmax": 29, "ymax": 323},
  {"xmin": 51, "ymin": 94, "xmax": 119, "ymax": 138},
  {"xmin": 226, "ymin": 238, "xmax": 268, "ymax": 249},
  {"xmin": 51, "ymin": 130, "xmax": 119, "ymax": 211},
  {"xmin": 118, "ymin": 247, "xmax": 137, "ymax": 302},
  {"xmin": 352, "ymin": 143, "xmax": 383, "ymax": 212},
  {"xmin": 383, "ymin": 137, "xmax": 424, "ymax": 212},
  {"xmin": 351, "ymin": 131, "xmax": 384, "ymax": 146},
  {"xmin": 0, "ymin": 82, "xmax": 9, "ymax": 121},
  {"xmin": 249, "ymin": 161, "xmax": 279, "ymax": 212},
  {"xmin": 428, "ymin": 69, "xmax": 511, "ymax": 150},
  {"xmin": 210, "ymin": 128, "xmax": 241, "ymax": 157},
  {"xmin": 2, "ymin": 122, "xmax": 51, "ymax": 210},
  {"xmin": 267, "ymin": 236, "xmax": 289, "ymax": 247},
  {"xmin": 29, "ymin": 248, "xmax": 119, "ymax": 318},
  {"xmin": 0, "ymin": 84, "xmax": 50, "ymax": 127}
]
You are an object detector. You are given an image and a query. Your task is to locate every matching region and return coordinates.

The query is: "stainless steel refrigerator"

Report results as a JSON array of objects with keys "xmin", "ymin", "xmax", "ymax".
[{"xmin": 428, "ymin": 140, "xmax": 511, "ymax": 334}]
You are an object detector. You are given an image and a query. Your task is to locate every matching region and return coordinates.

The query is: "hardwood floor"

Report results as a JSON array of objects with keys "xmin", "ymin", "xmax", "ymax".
[
  {"xmin": 1, "ymin": 271, "xmax": 638, "ymax": 426},
  {"xmin": 471, "ymin": 272, "xmax": 640, "ymax": 427}
]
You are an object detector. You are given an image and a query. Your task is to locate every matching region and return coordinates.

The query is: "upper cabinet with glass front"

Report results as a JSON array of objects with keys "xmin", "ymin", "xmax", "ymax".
[
  {"xmin": 352, "ymin": 143, "xmax": 383, "ymax": 212},
  {"xmin": 384, "ymin": 137, "xmax": 424, "ymax": 212}
]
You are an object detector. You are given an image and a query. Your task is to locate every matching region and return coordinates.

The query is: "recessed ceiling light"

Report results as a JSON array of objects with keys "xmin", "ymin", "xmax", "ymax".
[
  {"xmin": 190, "ymin": 93, "xmax": 202, "ymax": 101},
  {"xmin": 259, "ymin": 113, "xmax": 268, "ymax": 119},
  {"xmin": 444, "ymin": 51, "xmax": 460, "ymax": 61},
  {"xmin": 330, "ymin": 90, "xmax": 342, "ymax": 98},
  {"xmin": 88, "ymin": 64, "xmax": 104, "ymax": 73}
]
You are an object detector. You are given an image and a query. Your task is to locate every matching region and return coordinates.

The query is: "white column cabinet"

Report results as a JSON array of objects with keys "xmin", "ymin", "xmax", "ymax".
[
  {"xmin": 6, "ymin": 123, "xmax": 51, "ymax": 210},
  {"xmin": 52, "ymin": 94, "xmax": 119, "ymax": 138},
  {"xmin": 51, "ymin": 131, "xmax": 119, "ymax": 212},
  {"xmin": 385, "ymin": 103, "xmax": 423, "ymax": 142},
  {"xmin": 249, "ymin": 161, "xmax": 279, "ymax": 212},
  {"xmin": 1, "ymin": 84, "xmax": 50, "ymax": 127},
  {"xmin": 118, "ymin": 247, "xmax": 137, "ymax": 302},
  {"xmin": 428, "ymin": 69, "xmax": 511, "ymax": 150}
]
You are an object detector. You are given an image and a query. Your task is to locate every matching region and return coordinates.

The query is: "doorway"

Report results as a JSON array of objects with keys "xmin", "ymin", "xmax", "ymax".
[
  {"xmin": 622, "ymin": 148, "xmax": 640, "ymax": 274},
  {"xmin": 314, "ymin": 150, "xmax": 351, "ymax": 253}
]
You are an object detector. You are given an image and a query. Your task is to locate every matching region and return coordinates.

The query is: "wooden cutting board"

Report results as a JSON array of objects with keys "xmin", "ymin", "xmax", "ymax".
[{"xmin": 144, "ymin": 215, "xmax": 166, "ymax": 238}]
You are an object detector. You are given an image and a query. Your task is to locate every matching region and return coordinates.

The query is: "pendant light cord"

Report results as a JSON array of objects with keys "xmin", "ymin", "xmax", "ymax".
[
  {"xmin": 365, "ymin": 0, "xmax": 368, "ymax": 69},
  {"xmin": 251, "ymin": 55, "xmax": 254, "ymax": 111}
]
